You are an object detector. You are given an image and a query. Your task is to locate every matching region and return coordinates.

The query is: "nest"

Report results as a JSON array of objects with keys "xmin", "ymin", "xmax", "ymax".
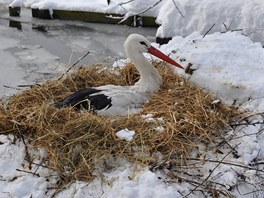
[{"xmin": 0, "ymin": 63, "xmax": 239, "ymax": 186}]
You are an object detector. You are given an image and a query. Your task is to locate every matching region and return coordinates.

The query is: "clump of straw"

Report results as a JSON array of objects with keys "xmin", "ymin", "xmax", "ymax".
[{"xmin": 0, "ymin": 63, "xmax": 239, "ymax": 186}]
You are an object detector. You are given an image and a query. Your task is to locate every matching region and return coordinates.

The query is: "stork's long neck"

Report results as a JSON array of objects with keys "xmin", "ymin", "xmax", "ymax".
[{"xmin": 129, "ymin": 52, "xmax": 162, "ymax": 93}]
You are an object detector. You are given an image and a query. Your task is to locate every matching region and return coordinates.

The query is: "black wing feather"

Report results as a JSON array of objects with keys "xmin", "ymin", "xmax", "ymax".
[{"xmin": 55, "ymin": 88, "xmax": 112, "ymax": 111}]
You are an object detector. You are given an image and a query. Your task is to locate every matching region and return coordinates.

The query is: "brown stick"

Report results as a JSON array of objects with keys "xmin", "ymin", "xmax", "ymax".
[
  {"xmin": 185, "ymin": 157, "xmax": 264, "ymax": 173},
  {"xmin": 203, "ymin": 23, "xmax": 215, "ymax": 38},
  {"xmin": 171, "ymin": 0, "xmax": 184, "ymax": 17},
  {"xmin": 58, "ymin": 51, "xmax": 90, "ymax": 81},
  {"xmin": 183, "ymin": 143, "xmax": 240, "ymax": 197}
]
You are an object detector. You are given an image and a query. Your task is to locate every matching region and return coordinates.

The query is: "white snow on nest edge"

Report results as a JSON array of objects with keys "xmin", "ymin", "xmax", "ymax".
[{"xmin": 116, "ymin": 128, "xmax": 135, "ymax": 141}]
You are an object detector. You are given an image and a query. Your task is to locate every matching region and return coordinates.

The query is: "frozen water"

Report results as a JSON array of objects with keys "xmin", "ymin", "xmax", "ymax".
[{"xmin": 0, "ymin": 5, "xmax": 156, "ymax": 97}]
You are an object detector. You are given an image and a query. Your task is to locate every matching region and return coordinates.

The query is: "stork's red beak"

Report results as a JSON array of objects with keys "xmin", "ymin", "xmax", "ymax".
[{"xmin": 148, "ymin": 46, "xmax": 184, "ymax": 70}]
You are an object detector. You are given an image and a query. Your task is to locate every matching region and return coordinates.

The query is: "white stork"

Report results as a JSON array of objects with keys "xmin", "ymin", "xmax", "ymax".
[{"xmin": 55, "ymin": 34, "xmax": 184, "ymax": 116}]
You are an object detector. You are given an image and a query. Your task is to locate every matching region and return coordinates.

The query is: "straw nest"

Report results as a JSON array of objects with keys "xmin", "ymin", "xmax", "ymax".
[{"xmin": 0, "ymin": 63, "xmax": 239, "ymax": 185}]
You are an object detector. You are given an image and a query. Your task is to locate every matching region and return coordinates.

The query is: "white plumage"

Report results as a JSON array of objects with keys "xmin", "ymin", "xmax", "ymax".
[{"xmin": 55, "ymin": 34, "xmax": 184, "ymax": 116}]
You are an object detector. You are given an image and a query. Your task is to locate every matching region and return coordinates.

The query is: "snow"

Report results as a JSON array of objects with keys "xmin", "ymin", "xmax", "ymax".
[
  {"xmin": 4, "ymin": 0, "xmax": 264, "ymax": 44},
  {"xmin": 0, "ymin": 135, "xmax": 58, "ymax": 198},
  {"xmin": 116, "ymin": 128, "xmax": 135, "ymax": 141},
  {"xmin": 160, "ymin": 31, "xmax": 264, "ymax": 110},
  {"xmin": 112, "ymin": 58, "xmax": 130, "ymax": 68},
  {"xmin": 12, "ymin": 0, "xmax": 162, "ymax": 16},
  {"xmin": 1, "ymin": 0, "xmax": 264, "ymax": 197},
  {"xmin": 156, "ymin": 0, "xmax": 264, "ymax": 44},
  {"xmin": 154, "ymin": 126, "xmax": 164, "ymax": 132},
  {"xmin": 9, "ymin": 0, "xmax": 22, "ymax": 7},
  {"xmin": 103, "ymin": 168, "xmax": 181, "ymax": 198}
]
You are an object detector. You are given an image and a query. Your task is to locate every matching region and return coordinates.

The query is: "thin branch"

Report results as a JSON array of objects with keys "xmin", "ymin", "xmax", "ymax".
[
  {"xmin": 185, "ymin": 157, "xmax": 264, "ymax": 173},
  {"xmin": 118, "ymin": 0, "xmax": 135, "ymax": 6},
  {"xmin": 223, "ymin": 23, "xmax": 229, "ymax": 31},
  {"xmin": 16, "ymin": 169, "xmax": 40, "ymax": 177},
  {"xmin": 117, "ymin": 0, "xmax": 164, "ymax": 24},
  {"xmin": 203, "ymin": 23, "xmax": 215, "ymax": 38},
  {"xmin": 137, "ymin": 0, "xmax": 163, "ymax": 16},
  {"xmin": 230, "ymin": 121, "xmax": 264, "ymax": 127},
  {"xmin": 3, "ymin": 85, "xmax": 21, "ymax": 91},
  {"xmin": 171, "ymin": 0, "xmax": 184, "ymax": 17},
  {"xmin": 58, "ymin": 51, "xmax": 90, "ymax": 81},
  {"xmin": 164, "ymin": 170, "xmax": 231, "ymax": 197},
  {"xmin": 183, "ymin": 143, "xmax": 240, "ymax": 197},
  {"xmin": 17, "ymin": 84, "xmax": 41, "ymax": 88}
]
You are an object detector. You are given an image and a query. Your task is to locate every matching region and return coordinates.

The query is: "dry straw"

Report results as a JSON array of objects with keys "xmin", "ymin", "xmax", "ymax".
[{"xmin": 0, "ymin": 63, "xmax": 239, "ymax": 186}]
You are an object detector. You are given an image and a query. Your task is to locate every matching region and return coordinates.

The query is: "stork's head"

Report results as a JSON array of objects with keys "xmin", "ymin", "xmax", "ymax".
[
  {"xmin": 124, "ymin": 34, "xmax": 152, "ymax": 54},
  {"xmin": 124, "ymin": 34, "xmax": 184, "ymax": 70}
]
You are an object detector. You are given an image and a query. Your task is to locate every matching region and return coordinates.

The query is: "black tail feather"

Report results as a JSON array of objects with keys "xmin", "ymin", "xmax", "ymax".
[{"xmin": 54, "ymin": 88, "xmax": 112, "ymax": 111}]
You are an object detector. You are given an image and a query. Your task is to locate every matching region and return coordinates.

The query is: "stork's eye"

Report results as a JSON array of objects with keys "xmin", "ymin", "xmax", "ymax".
[{"xmin": 140, "ymin": 41, "xmax": 148, "ymax": 47}]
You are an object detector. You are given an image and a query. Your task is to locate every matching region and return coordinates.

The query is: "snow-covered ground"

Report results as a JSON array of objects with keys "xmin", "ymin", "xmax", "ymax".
[
  {"xmin": 5, "ymin": 0, "xmax": 264, "ymax": 44},
  {"xmin": 1, "ymin": 0, "xmax": 264, "ymax": 197}
]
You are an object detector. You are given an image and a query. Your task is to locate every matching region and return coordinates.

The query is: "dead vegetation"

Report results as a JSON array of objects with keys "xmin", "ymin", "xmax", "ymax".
[{"xmin": 0, "ymin": 63, "xmax": 239, "ymax": 187}]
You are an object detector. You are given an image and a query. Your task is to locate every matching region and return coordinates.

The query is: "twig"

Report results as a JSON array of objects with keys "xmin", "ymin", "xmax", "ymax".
[
  {"xmin": 16, "ymin": 169, "xmax": 40, "ymax": 177},
  {"xmin": 16, "ymin": 127, "xmax": 33, "ymax": 172},
  {"xmin": 221, "ymin": 29, "xmax": 243, "ymax": 34},
  {"xmin": 117, "ymin": 0, "xmax": 164, "ymax": 25},
  {"xmin": 203, "ymin": 23, "xmax": 215, "ymax": 38},
  {"xmin": 242, "ymin": 189, "xmax": 264, "ymax": 196},
  {"xmin": 230, "ymin": 121, "xmax": 264, "ymax": 127},
  {"xmin": 185, "ymin": 157, "xmax": 264, "ymax": 173},
  {"xmin": 17, "ymin": 84, "xmax": 41, "ymax": 88},
  {"xmin": 25, "ymin": 158, "xmax": 49, "ymax": 169},
  {"xmin": 3, "ymin": 85, "xmax": 21, "ymax": 91},
  {"xmin": 171, "ymin": 0, "xmax": 184, "ymax": 17},
  {"xmin": 183, "ymin": 143, "xmax": 240, "ymax": 197},
  {"xmin": 164, "ymin": 170, "xmax": 230, "ymax": 197},
  {"xmin": 58, "ymin": 51, "xmax": 90, "ymax": 81},
  {"xmin": 256, "ymin": 161, "xmax": 264, "ymax": 165},
  {"xmin": 118, "ymin": 0, "xmax": 135, "ymax": 6},
  {"xmin": 137, "ymin": 0, "xmax": 163, "ymax": 16},
  {"xmin": 223, "ymin": 23, "xmax": 229, "ymax": 31},
  {"xmin": 118, "ymin": 0, "xmax": 135, "ymax": 11}
]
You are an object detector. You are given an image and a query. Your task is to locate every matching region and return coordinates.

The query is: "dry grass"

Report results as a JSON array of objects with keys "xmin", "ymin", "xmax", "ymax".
[{"xmin": 0, "ymin": 63, "xmax": 239, "ymax": 185}]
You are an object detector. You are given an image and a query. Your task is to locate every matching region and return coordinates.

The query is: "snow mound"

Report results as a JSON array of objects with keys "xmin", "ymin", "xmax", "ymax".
[
  {"xmin": 156, "ymin": 0, "xmax": 264, "ymax": 44},
  {"xmin": 160, "ymin": 31, "xmax": 264, "ymax": 111}
]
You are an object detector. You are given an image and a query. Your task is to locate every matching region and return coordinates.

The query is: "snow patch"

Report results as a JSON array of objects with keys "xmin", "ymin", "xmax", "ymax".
[{"xmin": 116, "ymin": 128, "xmax": 135, "ymax": 141}]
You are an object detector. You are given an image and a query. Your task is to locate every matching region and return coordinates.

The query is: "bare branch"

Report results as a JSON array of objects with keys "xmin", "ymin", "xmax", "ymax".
[
  {"xmin": 171, "ymin": 0, "xmax": 184, "ymax": 17},
  {"xmin": 118, "ymin": 0, "xmax": 136, "ymax": 11},
  {"xmin": 3, "ymin": 85, "xmax": 21, "ymax": 91},
  {"xmin": 137, "ymin": 0, "xmax": 163, "ymax": 16},
  {"xmin": 118, "ymin": 0, "xmax": 136, "ymax": 6},
  {"xmin": 183, "ymin": 143, "xmax": 240, "ymax": 197},
  {"xmin": 203, "ymin": 23, "xmax": 215, "ymax": 38},
  {"xmin": 117, "ymin": 0, "xmax": 164, "ymax": 24},
  {"xmin": 185, "ymin": 157, "xmax": 264, "ymax": 173},
  {"xmin": 58, "ymin": 51, "xmax": 90, "ymax": 81}
]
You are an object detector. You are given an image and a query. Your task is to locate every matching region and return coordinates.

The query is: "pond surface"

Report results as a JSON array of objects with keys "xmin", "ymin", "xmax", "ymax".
[{"xmin": 0, "ymin": 4, "xmax": 156, "ymax": 97}]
